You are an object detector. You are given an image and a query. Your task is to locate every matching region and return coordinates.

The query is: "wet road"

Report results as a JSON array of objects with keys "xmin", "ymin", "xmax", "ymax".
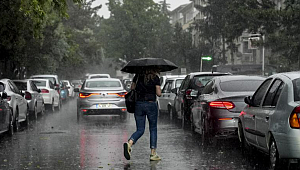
[{"xmin": 0, "ymin": 99, "xmax": 275, "ymax": 170}]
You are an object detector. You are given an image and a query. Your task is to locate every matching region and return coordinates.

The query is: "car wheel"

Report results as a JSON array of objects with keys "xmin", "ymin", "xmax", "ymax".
[
  {"xmin": 190, "ymin": 113, "xmax": 195, "ymax": 132},
  {"xmin": 77, "ymin": 108, "xmax": 81, "ymax": 122},
  {"xmin": 56, "ymin": 99, "xmax": 62, "ymax": 111},
  {"xmin": 269, "ymin": 138, "xmax": 284, "ymax": 170},
  {"xmin": 41, "ymin": 102, "xmax": 45, "ymax": 115},
  {"xmin": 238, "ymin": 121, "xmax": 249, "ymax": 151},
  {"xmin": 22, "ymin": 107, "xmax": 30, "ymax": 127},
  {"xmin": 120, "ymin": 112, "xmax": 127, "ymax": 120},
  {"xmin": 50, "ymin": 100, "xmax": 55, "ymax": 113},
  {"xmin": 13, "ymin": 110, "xmax": 20, "ymax": 132},
  {"xmin": 33, "ymin": 104, "xmax": 38, "ymax": 120},
  {"xmin": 201, "ymin": 116, "xmax": 207, "ymax": 145},
  {"xmin": 6, "ymin": 113, "xmax": 14, "ymax": 137}
]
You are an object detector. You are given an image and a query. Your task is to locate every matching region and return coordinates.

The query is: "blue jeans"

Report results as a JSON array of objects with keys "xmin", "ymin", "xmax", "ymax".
[{"xmin": 129, "ymin": 101, "xmax": 158, "ymax": 149}]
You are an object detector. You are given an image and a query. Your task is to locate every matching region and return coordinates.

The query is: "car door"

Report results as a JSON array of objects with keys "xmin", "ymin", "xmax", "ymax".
[
  {"xmin": 9, "ymin": 81, "xmax": 27, "ymax": 120},
  {"xmin": 159, "ymin": 80, "xmax": 173, "ymax": 111},
  {"xmin": 256, "ymin": 79, "xmax": 284, "ymax": 149},
  {"xmin": 0, "ymin": 97, "xmax": 6, "ymax": 130},
  {"xmin": 243, "ymin": 78, "xmax": 272, "ymax": 145}
]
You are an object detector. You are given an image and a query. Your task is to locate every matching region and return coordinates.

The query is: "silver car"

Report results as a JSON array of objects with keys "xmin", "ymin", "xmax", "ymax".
[
  {"xmin": 13, "ymin": 79, "xmax": 45, "ymax": 119},
  {"xmin": 0, "ymin": 79, "xmax": 29, "ymax": 131},
  {"xmin": 238, "ymin": 71, "xmax": 300, "ymax": 169},
  {"xmin": 75, "ymin": 78, "xmax": 127, "ymax": 120},
  {"xmin": 158, "ymin": 77, "xmax": 184, "ymax": 114}
]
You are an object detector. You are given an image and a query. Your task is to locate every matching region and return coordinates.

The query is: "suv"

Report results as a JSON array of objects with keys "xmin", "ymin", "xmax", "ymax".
[{"xmin": 173, "ymin": 72, "xmax": 231, "ymax": 124}]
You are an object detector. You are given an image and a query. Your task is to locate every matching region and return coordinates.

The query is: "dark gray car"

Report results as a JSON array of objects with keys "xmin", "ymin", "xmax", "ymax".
[
  {"xmin": 191, "ymin": 75, "xmax": 265, "ymax": 144},
  {"xmin": 75, "ymin": 78, "xmax": 127, "ymax": 120}
]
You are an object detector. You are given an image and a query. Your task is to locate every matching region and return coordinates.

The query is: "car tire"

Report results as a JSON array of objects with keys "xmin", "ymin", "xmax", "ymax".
[
  {"xmin": 40, "ymin": 102, "xmax": 45, "ymax": 116},
  {"xmin": 269, "ymin": 137, "xmax": 285, "ymax": 170},
  {"xmin": 238, "ymin": 121, "xmax": 249, "ymax": 151},
  {"xmin": 190, "ymin": 113, "xmax": 195, "ymax": 132},
  {"xmin": 22, "ymin": 107, "xmax": 30, "ymax": 127},
  {"xmin": 33, "ymin": 104, "xmax": 38, "ymax": 120},
  {"xmin": 6, "ymin": 113, "xmax": 14, "ymax": 137},
  {"xmin": 77, "ymin": 108, "xmax": 81, "ymax": 122},
  {"xmin": 13, "ymin": 109, "xmax": 20, "ymax": 132},
  {"xmin": 56, "ymin": 99, "xmax": 62, "ymax": 111}
]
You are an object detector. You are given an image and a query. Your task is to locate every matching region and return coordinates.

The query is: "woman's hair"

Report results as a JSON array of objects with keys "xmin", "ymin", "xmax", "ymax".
[{"xmin": 142, "ymin": 68, "xmax": 160, "ymax": 84}]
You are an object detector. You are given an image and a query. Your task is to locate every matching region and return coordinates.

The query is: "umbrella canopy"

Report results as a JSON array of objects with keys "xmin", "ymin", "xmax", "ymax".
[{"xmin": 121, "ymin": 58, "xmax": 178, "ymax": 74}]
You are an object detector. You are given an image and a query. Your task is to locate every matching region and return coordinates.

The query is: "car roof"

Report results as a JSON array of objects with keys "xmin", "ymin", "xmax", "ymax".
[
  {"xmin": 165, "ymin": 77, "xmax": 185, "ymax": 81},
  {"xmin": 85, "ymin": 78, "xmax": 120, "ymax": 82},
  {"xmin": 29, "ymin": 78, "xmax": 50, "ymax": 82},
  {"xmin": 12, "ymin": 80, "xmax": 28, "ymax": 83},
  {"xmin": 189, "ymin": 72, "xmax": 231, "ymax": 77},
  {"xmin": 30, "ymin": 75, "xmax": 58, "ymax": 78},
  {"xmin": 270, "ymin": 71, "xmax": 300, "ymax": 80},
  {"xmin": 215, "ymin": 75, "xmax": 266, "ymax": 82}
]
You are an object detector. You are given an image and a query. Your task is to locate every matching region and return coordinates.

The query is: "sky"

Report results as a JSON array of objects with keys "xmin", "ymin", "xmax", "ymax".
[{"xmin": 93, "ymin": 0, "xmax": 191, "ymax": 18}]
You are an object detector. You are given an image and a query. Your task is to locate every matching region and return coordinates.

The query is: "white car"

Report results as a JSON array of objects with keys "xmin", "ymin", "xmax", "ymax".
[
  {"xmin": 159, "ymin": 75, "xmax": 186, "ymax": 90},
  {"xmin": 0, "ymin": 79, "xmax": 29, "ymax": 131},
  {"xmin": 62, "ymin": 80, "xmax": 74, "ymax": 97},
  {"xmin": 31, "ymin": 79, "xmax": 61, "ymax": 112},
  {"xmin": 87, "ymin": 74, "xmax": 111, "ymax": 79}
]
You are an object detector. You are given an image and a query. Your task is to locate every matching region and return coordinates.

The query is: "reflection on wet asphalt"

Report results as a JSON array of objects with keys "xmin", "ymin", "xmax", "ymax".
[{"xmin": 0, "ymin": 99, "xmax": 276, "ymax": 169}]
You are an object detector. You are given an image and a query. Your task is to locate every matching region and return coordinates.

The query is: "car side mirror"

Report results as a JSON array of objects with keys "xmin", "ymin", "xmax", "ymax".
[
  {"xmin": 67, "ymin": 86, "xmax": 70, "ymax": 89},
  {"xmin": 1, "ymin": 92, "xmax": 7, "ymax": 99},
  {"xmin": 74, "ymin": 88, "xmax": 79, "ymax": 92},
  {"xmin": 37, "ymin": 89, "xmax": 41, "ymax": 93},
  {"xmin": 244, "ymin": 96, "xmax": 252, "ymax": 106},
  {"xmin": 171, "ymin": 88, "xmax": 177, "ymax": 94}
]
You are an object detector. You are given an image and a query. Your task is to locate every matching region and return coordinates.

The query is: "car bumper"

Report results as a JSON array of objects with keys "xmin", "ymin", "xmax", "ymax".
[
  {"xmin": 212, "ymin": 116, "xmax": 239, "ymax": 138},
  {"xmin": 41, "ymin": 94, "xmax": 52, "ymax": 104},
  {"xmin": 78, "ymin": 100, "xmax": 126, "ymax": 116},
  {"xmin": 274, "ymin": 131, "xmax": 300, "ymax": 159}
]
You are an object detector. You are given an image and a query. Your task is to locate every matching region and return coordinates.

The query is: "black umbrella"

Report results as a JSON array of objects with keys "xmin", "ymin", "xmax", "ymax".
[{"xmin": 121, "ymin": 58, "xmax": 178, "ymax": 74}]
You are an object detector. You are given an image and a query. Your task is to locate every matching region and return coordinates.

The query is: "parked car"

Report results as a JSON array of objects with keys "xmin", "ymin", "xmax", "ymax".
[
  {"xmin": 173, "ymin": 72, "xmax": 231, "ymax": 123},
  {"xmin": 31, "ymin": 79, "xmax": 61, "ymax": 112},
  {"xmin": 191, "ymin": 75, "xmax": 265, "ymax": 144},
  {"xmin": 75, "ymin": 78, "xmax": 127, "ymax": 120},
  {"xmin": 87, "ymin": 74, "xmax": 111, "ymax": 79},
  {"xmin": 158, "ymin": 77, "xmax": 184, "ymax": 114},
  {"xmin": 238, "ymin": 71, "xmax": 300, "ymax": 169},
  {"xmin": 0, "ymin": 79, "xmax": 29, "ymax": 131},
  {"xmin": 160, "ymin": 75, "xmax": 186, "ymax": 90},
  {"xmin": 62, "ymin": 80, "xmax": 75, "ymax": 97},
  {"xmin": 30, "ymin": 74, "xmax": 61, "ymax": 95},
  {"xmin": 13, "ymin": 79, "xmax": 45, "ymax": 119},
  {"xmin": 0, "ymin": 82, "xmax": 14, "ymax": 136},
  {"xmin": 59, "ymin": 81, "xmax": 69, "ymax": 102},
  {"xmin": 71, "ymin": 80, "xmax": 83, "ymax": 89}
]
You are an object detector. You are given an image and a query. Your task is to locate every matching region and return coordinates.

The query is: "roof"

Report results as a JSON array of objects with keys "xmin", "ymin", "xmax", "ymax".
[
  {"xmin": 85, "ymin": 78, "xmax": 120, "ymax": 82},
  {"xmin": 30, "ymin": 75, "xmax": 58, "ymax": 78},
  {"xmin": 216, "ymin": 75, "xmax": 266, "ymax": 82}
]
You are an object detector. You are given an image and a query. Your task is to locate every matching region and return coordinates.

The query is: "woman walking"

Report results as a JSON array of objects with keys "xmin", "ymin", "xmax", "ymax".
[{"xmin": 123, "ymin": 68, "xmax": 162, "ymax": 161}]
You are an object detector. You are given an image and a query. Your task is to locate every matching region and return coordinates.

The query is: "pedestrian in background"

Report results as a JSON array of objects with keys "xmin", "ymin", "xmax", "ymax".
[{"xmin": 123, "ymin": 68, "xmax": 162, "ymax": 161}]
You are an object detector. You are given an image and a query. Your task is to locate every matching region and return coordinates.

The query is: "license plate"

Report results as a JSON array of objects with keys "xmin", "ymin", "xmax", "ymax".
[{"xmin": 96, "ymin": 104, "xmax": 112, "ymax": 108}]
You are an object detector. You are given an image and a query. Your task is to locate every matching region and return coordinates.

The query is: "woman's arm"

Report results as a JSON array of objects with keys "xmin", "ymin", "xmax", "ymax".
[
  {"xmin": 131, "ymin": 82, "xmax": 136, "ymax": 90},
  {"xmin": 156, "ymin": 85, "xmax": 161, "ymax": 97}
]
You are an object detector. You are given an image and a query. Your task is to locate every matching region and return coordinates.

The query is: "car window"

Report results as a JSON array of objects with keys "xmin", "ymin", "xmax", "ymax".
[
  {"xmin": 175, "ymin": 79, "xmax": 183, "ymax": 88},
  {"xmin": 191, "ymin": 76, "xmax": 215, "ymax": 90},
  {"xmin": 252, "ymin": 78, "xmax": 272, "ymax": 107},
  {"xmin": 14, "ymin": 82, "xmax": 27, "ymax": 91},
  {"xmin": 272, "ymin": 82, "xmax": 284, "ymax": 106},
  {"xmin": 32, "ymin": 77, "xmax": 56, "ymax": 85},
  {"xmin": 9, "ymin": 81, "xmax": 20, "ymax": 94},
  {"xmin": 30, "ymin": 81, "xmax": 39, "ymax": 91},
  {"xmin": 162, "ymin": 80, "xmax": 172, "ymax": 93},
  {"xmin": 85, "ymin": 81, "xmax": 121, "ymax": 88},
  {"xmin": 201, "ymin": 80, "xmax": 214, "ymax": 94},
  {"xmin": 33, "ymin": 80, "xmax": 47, "ymax": 87},
  {"xmin": 220, "ymin": 80, "xmax": 264, "ymax": 92},
  {"xmin": 293, "ymin": 78, "xmax": 300, "ymax": 101},
  {"xmin": 263, "ymin": 79, "xmax": 283, "ymax": 107},
  {"xmin": 180, "ymin": 75, "xmax": 190, "ymax": 90},
  {"xmin": 49, "ymin": 81, "xmax": 54, "ymax": 89}
]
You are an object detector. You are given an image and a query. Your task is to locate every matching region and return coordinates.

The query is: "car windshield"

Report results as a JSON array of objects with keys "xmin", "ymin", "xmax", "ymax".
[
  {"xmin": 85, "ymin": 81, "xmax": 121, "ymax": 88},
  {"xmin": 14, "ymin": 82, "xmax": 27, "ymax": 90},
  {"xmin": 175, "ymin": 79, "xmax": 183, "ymax": 88},
  {"xmin": 293, "ymin": 78, "xmax": 300, "ymax": 101},
  {"xmin": 32, "ymin": 77, "xmax": 55, "ymax": 85},
  {"xmin": 220, "ymin": 80, "xmax": 264, "ymax": 92},
  {"xmin": 32, "ymin": 80, "xmax": 46, "ymax": 87},
  {"xmin": 191, "ymin": 76, "xmax": 215, "ymax": 90}
]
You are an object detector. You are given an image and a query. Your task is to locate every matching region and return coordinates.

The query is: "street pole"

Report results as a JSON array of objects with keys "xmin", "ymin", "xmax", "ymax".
[
  {"xmin": 262, "ymin": 35, "xmax": 265, "ymax": 76},
  {"xmin": 200, "ymin": 58, "xmax": 203, "ymax": 72}
]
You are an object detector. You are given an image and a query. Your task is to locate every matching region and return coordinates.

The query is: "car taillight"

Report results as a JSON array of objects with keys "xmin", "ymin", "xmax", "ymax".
[
  {"xmin": 108, "ymin": 92, "xmax": 128, "ymax": 98},
  {"xmin": 289, "ymin": 106, "xmax": 300, "ymax": 128},
  {"xmin": 209, "ymin": 101, "xmax": 235, "ymax": 110},
  {"xmin": 79, "ymin": 93, "xmax": 100, "ymax": 98},
  {"xmin": 186, "ymin": 89, "xmax": 192, "ymax": 99},
  {"xmin": 25, "ymin": 92, "xmax": 32, "ymax": 100},
  {"xmin": 78, "ymin": 85, "xmax": 82, "ymax": 88},
  {"xmin": 41, "ymin": 89, "xmax": 49, "ymax": 93}
]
